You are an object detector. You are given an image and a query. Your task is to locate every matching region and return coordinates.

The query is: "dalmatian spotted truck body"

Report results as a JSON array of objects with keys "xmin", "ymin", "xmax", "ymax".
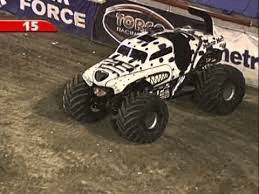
[
  {"xmin": 82, "ymin": 28, "xmax": 225, "ymax": 97},
  {"xmin": 63, "ymin": 9, "xmax": 245, "ymax": 143}
]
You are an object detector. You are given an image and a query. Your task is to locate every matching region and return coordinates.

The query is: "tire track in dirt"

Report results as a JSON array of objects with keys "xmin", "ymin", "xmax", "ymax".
[
  {"xmin": 0, "ymin": 34, "xmax": 104, "ymax": 83},
  {"xmin": 162, "ymin": 97, "xmax": 258, "ymax": 191}
]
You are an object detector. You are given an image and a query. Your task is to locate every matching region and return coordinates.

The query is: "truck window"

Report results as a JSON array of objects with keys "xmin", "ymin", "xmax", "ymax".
[
  {"xmin": 150, "ymin": 47, "xmax": 173, "ymax": 61},
  {"xmin": 129, "ymin": 49, "xmax": 147, "ymax": 64},
  {"xmin": 117, "ymin": 45, "xmax": 131, "ymax": 56}
]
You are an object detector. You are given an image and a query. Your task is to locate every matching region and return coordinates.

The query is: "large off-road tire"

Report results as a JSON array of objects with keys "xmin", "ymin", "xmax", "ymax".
[
  {"xmin": 63, "ymin": 74, "xmax": 107, "ymax": 122},
  {"xmin": 194, "ymin": 64, "xmax": 245, "ymax": 115},
  {"xmin": 113, "ymin": 92, "xmax": 169, "ymax": 143}
]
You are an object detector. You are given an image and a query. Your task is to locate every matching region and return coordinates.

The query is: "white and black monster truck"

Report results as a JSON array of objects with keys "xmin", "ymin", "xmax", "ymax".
[{"xmin": 63, "ymin": 8, "xmax": 245, "ymax": 143}]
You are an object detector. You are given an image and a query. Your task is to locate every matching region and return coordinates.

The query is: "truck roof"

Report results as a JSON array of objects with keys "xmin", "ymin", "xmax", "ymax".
[{"xmin": 120, "ymin": 33, "xmax": 174, "ymax": 55}]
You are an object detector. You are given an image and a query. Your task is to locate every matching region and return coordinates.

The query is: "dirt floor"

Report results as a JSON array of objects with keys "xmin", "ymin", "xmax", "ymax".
[{"xmin": 0, "ymin": 32, "xmax": 258, "ymax": 194}]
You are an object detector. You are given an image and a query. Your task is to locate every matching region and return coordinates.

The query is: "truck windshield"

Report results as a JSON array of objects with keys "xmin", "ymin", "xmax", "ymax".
[
  {"xmin": 129, "ymin": 49, "xmax": 147, "ymax": 64},
  {"xmin": 117, "ymin": 45, "xmax": 131, "ymax": 56}
]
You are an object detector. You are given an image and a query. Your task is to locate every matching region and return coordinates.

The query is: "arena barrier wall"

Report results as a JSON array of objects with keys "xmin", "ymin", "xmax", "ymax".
[
  {"xmin": 191, "ymin": 0, "xmax": 258, "ymax": 18},
  {"xmin": 214, "ymin": 26, "xmax": 258, "ymax": 88},
  {"xmin": 0, "ymin": 0, "xmax": 257, "ymax": 88}
]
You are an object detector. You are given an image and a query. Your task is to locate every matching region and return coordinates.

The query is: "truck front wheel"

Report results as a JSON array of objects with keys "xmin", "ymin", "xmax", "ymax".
[
  {"xmin": 113, "ymin": 92, "xmax": 169, "ymax": 143},
  {"xmin": 63, "ymin": 74, "xmax": 107, "ymax": 123}
]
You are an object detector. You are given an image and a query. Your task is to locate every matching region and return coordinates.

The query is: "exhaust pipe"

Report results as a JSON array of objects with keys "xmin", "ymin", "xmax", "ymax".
[{"xmin": 188, "ymin": 7, "xmax": 213, "ymax": 35}]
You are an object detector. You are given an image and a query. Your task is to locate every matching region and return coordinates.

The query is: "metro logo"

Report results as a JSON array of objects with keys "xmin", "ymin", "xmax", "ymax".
[{"xmin": 222, "ymin": 49, "xmax": 258, "ymax": 70}]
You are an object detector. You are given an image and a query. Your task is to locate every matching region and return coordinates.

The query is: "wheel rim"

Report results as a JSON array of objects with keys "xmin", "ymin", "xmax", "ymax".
[
  {"xmin": 144, "ymin": 112, "xmax": 158, "ymax": 130},
  {"xmin": 222, "ymin": 83, "xmax": 236, "ymax": 101},
  {"xmin": 90, "ymin": 105, "xmax": 101, "ymax": 112}
]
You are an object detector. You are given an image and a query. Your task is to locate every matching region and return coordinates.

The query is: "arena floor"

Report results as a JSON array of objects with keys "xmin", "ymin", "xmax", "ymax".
[{"xmin": 0, "ymin": 32, "xmax": 258, "ymax": 193}]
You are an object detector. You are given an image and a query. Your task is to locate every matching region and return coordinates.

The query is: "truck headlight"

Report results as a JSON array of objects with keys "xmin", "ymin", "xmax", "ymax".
[
  {"xmin": 95, "ymin": 70, "xmax": 109, "ymax": 82},
  {"xmin": 93, "ymin": 87, "xmax": 113, "ymax": 97}
]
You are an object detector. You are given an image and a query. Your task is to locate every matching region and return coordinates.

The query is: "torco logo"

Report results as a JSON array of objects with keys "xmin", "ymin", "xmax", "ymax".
[{"xmin": 102, "ymin": 4, "xmax": 174, "ymax": 43}]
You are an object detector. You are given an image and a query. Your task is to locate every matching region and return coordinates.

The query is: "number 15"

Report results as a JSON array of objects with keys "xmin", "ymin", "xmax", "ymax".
[{"xmin": 23, "ymin": 21, "xmax": 38, "ymax": 31}]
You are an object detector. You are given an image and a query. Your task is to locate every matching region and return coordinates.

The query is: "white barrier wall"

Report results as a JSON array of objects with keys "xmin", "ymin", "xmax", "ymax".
[{"xmin": 214, "ymin": 25, "xmax": 258, "ymax": 88}]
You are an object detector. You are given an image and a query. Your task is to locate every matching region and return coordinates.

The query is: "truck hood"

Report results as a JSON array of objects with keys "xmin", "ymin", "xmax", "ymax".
[{"xmin": 82, "ymin": 58, "xmax": 137, "ymax": 88}]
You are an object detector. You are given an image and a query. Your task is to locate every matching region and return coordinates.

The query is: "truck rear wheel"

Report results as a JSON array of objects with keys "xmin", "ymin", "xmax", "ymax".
[
  {"xmin": 194, "ymin": 64, "xmax": 245, "ymax": 115},
  {"xmin": 63, "ymin": 74, "xmax": 107, "ymax": 122},
  {"xmin": 113, "ymin": 92, "xmax": 169, "ymax": 143}
]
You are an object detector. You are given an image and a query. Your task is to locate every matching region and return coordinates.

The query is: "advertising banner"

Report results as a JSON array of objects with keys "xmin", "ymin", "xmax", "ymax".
[
  {"xmin": 93, "ymin": 0, "xmax": 206, "ymax": 45},
  {"xmin": 214, "ymin": 26, "xmax": 258, "ymax": 88},
  {"xmin": 0, "ymin": 0, "xmax": 206, "ymax": 43},
  {"xmin": 0, "ymin": 0, "xmax": 100, "ymax": 38}
]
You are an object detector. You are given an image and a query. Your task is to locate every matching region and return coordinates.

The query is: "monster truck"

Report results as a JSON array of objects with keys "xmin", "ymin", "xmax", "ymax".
[{"xmin": 63, "ymin": 8, "xmax": 245, "ymax": 143}]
